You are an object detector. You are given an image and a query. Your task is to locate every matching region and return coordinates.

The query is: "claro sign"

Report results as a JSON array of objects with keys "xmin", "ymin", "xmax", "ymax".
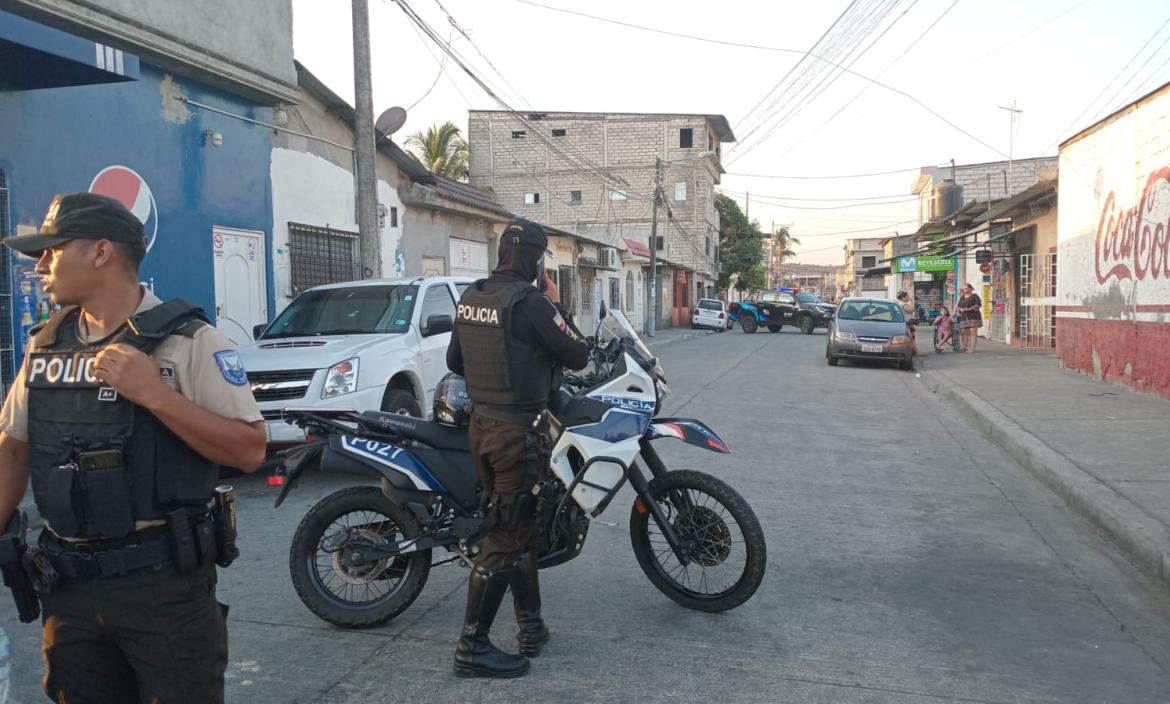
[{"xmin": 1095, "ymin": 166, "xmax": 1170, "ymax": 284}]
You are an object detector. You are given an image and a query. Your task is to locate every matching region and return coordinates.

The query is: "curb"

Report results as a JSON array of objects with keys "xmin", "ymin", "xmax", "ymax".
[
  {"xmin": 918, "ymin": 367, "xmax": 1170, "ymax": 590},
  {"xmin": 645, "ymin": 328, "xmax": 715, "ymax": 351}
]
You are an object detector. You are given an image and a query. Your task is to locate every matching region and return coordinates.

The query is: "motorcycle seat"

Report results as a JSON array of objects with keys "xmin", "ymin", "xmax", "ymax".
[{"xmin": 359, "ymin": 411, "xmax": 470, "ymax": 452}]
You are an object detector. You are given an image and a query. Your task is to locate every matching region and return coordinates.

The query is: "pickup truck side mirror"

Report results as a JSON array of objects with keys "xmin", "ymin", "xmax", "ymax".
[
  {"xmin": 252, "ymin": 323, "xmax": 268, "ymax": 340},
  {"xmin": 422, "ymin": 314, "xmax": 454, "ymax": 337}
]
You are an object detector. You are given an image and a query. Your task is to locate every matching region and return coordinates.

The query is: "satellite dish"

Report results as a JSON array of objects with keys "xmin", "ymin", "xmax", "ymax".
[{"xmin": 376, "ymin": 107, "xmax": 408, "ymax": 138}]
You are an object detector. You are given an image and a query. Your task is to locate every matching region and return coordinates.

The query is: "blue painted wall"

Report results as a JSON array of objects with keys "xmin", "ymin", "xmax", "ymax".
[{"xmin": 0, "ymin": 63, "xmax": 275, "ymax": 372}]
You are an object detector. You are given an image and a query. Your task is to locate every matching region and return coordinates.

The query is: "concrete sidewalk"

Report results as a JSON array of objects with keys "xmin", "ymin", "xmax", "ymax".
[
  {"xmin": 642, "ymin": 324, "xmax": 718, "ymax": 351},
  {"xmin": 916, "ymin": 340, "xmax": 1170, "ymax": 589}
]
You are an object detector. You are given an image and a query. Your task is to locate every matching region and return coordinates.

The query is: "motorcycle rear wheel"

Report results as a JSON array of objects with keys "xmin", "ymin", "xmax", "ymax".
[
  {"xmin": 290, "ymin": 486, "xmax": 431, "ymax": 628},
  {"xmin": 629, "ymin": 470, "xmax": 766, "ymax": 612}
]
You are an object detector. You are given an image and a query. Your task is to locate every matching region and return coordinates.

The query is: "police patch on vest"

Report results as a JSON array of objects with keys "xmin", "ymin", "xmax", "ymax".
[
  {"xmin": 457, "ymin": 303, "xmax": 501, "ymax": 326},
  {"xmin": 25, "ymin": 352, "xmax": 102, "ymax": 388},
  {"xmin": 97, "ymin": 387, "xmax": 118, "ymax": 402},
  {"xmin": 159, "ymin": 365, "xmax": 175, "ymax": 380},
  {"xmin": 214, "ymin": 350, "xmax": 248, "ymax": 386}
]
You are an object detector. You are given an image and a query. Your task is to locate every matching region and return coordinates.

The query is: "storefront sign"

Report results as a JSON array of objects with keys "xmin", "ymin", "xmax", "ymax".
[{"xmin": 895, "ymin": 256, "xmax": 954, "ymax": 273}]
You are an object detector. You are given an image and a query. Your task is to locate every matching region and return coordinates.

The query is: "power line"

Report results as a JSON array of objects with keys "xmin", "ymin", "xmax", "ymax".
[
  {"xmin": 726, "ymin": 166, "xmax": 924, "ymax": 179},
  {"xmin": 405, "ymin": 27, "xmax": 454, "ymax": 111},
  {"xmin": 1043, "ymin": 12, "xmax": 1170, "ymax": 152},
  {"xmin": 771, "ymin": 0, "xmax": 960, "ymax": 161},
  {"xmin": 733, "ymin": 0, "xmax": 864, "ymax": 142},
  {"xmin": 393, "ymin": 0, "xmax": 652, "ymax": 199},
  {"xmin": 719, "ymin": 189, "xmax": 919, "ymax": 211},
  {"xmin": 733, "ymin": 0, "xmax": 917, "ymax": 163},
  {"xmin": 431, "ymin": 0, "xmax": 532, "ymax": 109},
  {"xmin": 973, "ymin": 0, "xmax": 1094, "ymax": 63}
]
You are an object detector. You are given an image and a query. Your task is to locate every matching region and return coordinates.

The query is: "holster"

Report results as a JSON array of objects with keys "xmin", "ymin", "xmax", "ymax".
[{"xmin": 0, "ymin": 511, "xmax": 41, "ymax": 623}]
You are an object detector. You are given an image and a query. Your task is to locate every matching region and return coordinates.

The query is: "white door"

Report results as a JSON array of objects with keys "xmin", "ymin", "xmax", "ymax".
[
  {"xmin": 213, "ymin": 227, "xmax": 267, "ymax": 345},
  {"xmin": 416, "ymin": 282, "xmax": 458, "ymax": 407},
  {"xmin": 449, "ymin": 238, "xmax": 488, "ymax": 279}
]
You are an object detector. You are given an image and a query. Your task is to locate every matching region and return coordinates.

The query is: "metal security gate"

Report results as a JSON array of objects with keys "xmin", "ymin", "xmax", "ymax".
[
  {"xmin": 1017, "ymin": 252, "xmax": 1057, "ymax": 348},
  {"xmin": 288, "ymin": 222, "xmax": 360, "ymax": 295},
  {"xmin": 0, "ymin": 170, "xmax": 14, "ymax": 389}
]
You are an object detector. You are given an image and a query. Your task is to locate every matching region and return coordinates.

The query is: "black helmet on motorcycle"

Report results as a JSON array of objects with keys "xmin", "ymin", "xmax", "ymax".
[{"xmin": 433, "ymin": 372, "xmax": 472, "ymax": 427}]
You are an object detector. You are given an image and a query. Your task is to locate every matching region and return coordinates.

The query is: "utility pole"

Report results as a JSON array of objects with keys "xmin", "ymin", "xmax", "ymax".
[
  {"xmin": 745, "ymin": 190, "xmax": 750, "ymax": 221},
  {"xmin": 647, "ymin": 158, "xmax": 663, "ymax": 337},
  {"xmin": 998, "ymin": 100, "xmax": 1023, "ymax": 185},
  {"xmin": 352, "ymin": 0, "xmax": 381, "ymax": 278}
]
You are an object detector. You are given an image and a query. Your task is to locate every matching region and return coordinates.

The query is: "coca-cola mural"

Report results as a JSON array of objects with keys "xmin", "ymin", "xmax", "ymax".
[{"xmin": 1057, "ymin": 84, "xmax": 1170, "ymax": 399}]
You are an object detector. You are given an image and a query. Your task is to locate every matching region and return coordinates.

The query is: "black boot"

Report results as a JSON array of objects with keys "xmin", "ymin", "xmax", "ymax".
[
  {"xmin": 454, "ymin": 565, "xmax": 530, "ymax": 678},
  {"xmin": 512, "ymin": 551, "xmax": 550, "ymax": 657}
]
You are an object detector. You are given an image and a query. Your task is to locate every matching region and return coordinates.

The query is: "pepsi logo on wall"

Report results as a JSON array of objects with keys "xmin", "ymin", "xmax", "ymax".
[{"xmin": 88, "ymin": 166, "xmax": 158, "ymax": 253}]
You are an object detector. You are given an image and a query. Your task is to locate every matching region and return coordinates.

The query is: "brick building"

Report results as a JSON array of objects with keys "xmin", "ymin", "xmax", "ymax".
[{"xmin": 467, "ymin": 110, "xmax": 735, "ymax": 330}]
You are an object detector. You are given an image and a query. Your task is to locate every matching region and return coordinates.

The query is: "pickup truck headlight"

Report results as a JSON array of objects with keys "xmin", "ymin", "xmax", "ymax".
[
  {"xmin": 322, "ymin": 358, "xmax": 360, "ymax": 398},
  {"xmin": 834, "ymin": 330, "xmax": 857, "ymax": 342}
]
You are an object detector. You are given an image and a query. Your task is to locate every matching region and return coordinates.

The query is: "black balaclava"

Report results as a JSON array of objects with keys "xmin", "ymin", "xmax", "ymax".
[{"xmin": 494, "ymin": 218, "xmax": 548, "ymax": 283}]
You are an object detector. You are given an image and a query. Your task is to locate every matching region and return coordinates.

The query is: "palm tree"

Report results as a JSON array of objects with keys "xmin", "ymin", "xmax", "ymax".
[
  {"xmin": 772, "ymin": 226, "xmax": 801, "ymax": 261},
  {"xmin": 404, "ymin": 121, "xmax": 469, "ymax": 181}
]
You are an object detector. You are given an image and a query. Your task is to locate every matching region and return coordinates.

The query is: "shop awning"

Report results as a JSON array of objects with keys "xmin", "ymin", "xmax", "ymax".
[{"xmin": 0, "ymin": 9, "xmax": 139, "ymax": 90}]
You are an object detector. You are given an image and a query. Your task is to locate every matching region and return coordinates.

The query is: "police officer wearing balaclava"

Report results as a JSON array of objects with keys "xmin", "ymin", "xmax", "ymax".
[{"xmin": 446, "ymin": 218, "xmax": 590, "ymax": 677}]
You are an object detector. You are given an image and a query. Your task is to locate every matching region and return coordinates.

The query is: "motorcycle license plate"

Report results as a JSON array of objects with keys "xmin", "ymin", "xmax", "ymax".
[{"xmin": 861, "ymin": 343, "xmax": 883, "ymax": 353}]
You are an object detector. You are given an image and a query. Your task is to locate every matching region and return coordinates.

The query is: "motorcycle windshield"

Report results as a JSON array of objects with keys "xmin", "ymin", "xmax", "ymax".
[{"xmin": 600, "ymin": 311, "xmax": 663, "ymax": 379}]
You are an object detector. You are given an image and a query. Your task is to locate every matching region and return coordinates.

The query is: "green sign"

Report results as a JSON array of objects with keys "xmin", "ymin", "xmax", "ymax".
[{"xmin": 895, "ymin": 256, "xmax": 953, "ymax": 273}]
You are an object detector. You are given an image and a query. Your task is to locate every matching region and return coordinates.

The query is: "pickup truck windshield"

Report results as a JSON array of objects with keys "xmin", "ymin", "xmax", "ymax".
[
  {"xmin": 796, "ymin": 292, "xmax": 822, "ymax": 304},
  {"xmin": 262, "ymin": 285, "xmax": 419, "ymax": 338}
]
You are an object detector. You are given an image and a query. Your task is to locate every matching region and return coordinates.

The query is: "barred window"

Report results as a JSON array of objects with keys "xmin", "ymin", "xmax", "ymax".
[{"xmin": 288, "ymin": 222, "xmax": 361, "ymax": 294}]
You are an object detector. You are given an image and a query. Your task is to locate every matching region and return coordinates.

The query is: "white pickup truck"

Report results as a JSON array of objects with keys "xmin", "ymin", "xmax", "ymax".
[{"xmin": 236, "ymin": 276, "xmax": 473, "ymax": 445}]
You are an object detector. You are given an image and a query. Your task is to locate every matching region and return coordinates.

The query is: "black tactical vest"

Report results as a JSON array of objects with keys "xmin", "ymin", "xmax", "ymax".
[
  {"xmin": 455, "ymin": 280, "xmax": 553, "ymax": 413},
  {"xmin": 26, "ymin": 299, "xmax": 218, "ymax": 539}
]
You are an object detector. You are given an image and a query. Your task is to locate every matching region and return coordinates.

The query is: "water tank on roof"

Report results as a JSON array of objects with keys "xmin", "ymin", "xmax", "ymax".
[{"xmin": 931, "ymin": 179, "xmax": 961, "ymax": 220}]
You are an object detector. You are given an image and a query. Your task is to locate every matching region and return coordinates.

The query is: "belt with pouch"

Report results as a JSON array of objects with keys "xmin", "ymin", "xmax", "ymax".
[{"xmin": 40, "ymin": 512, "xmax": 216, "ymax": 580}]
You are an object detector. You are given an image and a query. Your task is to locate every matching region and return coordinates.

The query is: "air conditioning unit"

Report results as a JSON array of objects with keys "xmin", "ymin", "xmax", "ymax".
[{"xmin": 600, "ymin": 247, "xmax": 619, "ymax": 270}]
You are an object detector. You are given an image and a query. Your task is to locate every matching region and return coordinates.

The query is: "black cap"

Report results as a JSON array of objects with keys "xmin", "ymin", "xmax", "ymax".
[
  {"xmin": 3, "ymin": 192, "xmax": 147, "ymax": 256},
  {"xmin": 499, "ymin": 218, "xmax": 547, "ymax": 253}
]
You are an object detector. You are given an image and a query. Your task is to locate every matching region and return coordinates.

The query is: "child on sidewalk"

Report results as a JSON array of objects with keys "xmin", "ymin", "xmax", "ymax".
[{"xmin": 934, "ymin": 306, "xmax": 953, "ymax": 351}]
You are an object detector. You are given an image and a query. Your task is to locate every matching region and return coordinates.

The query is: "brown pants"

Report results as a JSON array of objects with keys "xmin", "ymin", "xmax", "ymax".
[
  {"xmin": 41, "ymin": 560, "xmax": 228, "ymax": 703},
  {"xmin": 469, "ymin": 413, "xmax": 549, "ymax": 570}
]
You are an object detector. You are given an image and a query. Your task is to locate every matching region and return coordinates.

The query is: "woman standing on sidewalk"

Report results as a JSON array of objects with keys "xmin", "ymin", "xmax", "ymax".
[{"xmin": 956, "ymin": 284, "xmax": 983, "ymax": 352}]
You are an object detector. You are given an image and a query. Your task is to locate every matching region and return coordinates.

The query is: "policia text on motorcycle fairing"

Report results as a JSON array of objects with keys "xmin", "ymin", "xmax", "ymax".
[{"xmin": 0, "ymin": 192, "xmax": 267, "ymax": 703}]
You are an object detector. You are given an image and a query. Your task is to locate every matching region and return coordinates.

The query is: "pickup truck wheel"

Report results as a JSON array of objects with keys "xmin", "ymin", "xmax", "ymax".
[
  {"xmin": 767, "ymin": 325, "xmax": 782, "ymax": 333},
  {"xmin": 741, "ymin": 316, "xmax": 758, "ymax": 334},
  {"xmin": 798, "ymin": 316, "xmax": 815, "ymax": 335},
  {"xmin": 381, "ymin": 389, "xmax": 422, "ymax": 417}
]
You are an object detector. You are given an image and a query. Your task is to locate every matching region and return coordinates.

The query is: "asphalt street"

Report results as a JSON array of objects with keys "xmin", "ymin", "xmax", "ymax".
[{"xmin": 4, "ymin": 328, "xmax": 1170, "ymax": 703}]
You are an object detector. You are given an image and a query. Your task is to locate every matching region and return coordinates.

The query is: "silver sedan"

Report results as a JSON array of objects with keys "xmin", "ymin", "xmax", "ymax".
[{"xmin": 825, "ymin": 297, "xmax": 915, "ymax": 370}]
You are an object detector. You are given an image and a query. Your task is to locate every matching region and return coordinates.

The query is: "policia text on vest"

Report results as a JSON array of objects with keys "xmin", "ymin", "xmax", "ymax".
[{"xmin": 0, "ymin": 192, "xmax": 266, "ymax": 701}]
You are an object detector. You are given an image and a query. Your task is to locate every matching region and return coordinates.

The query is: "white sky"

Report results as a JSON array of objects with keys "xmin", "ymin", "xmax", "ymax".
[{"xmin": 292, "ymin": 0, "xmax": 1170, "ymax": 265}]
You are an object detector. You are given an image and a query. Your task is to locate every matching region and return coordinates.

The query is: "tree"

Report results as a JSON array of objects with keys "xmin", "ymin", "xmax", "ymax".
[
  {"xmin": 404, "ymin": 121, "xmax": 469, "ymax": 181},
  {"xmin": 714, "ymin": 193, "xmax": 767, "ymax": 293},
  {"xmin": 770, "ymin": 226, "xmax": 800, "ymax": 262}
]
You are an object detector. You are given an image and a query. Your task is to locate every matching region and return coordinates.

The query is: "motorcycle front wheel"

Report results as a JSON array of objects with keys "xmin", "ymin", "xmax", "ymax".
[
  {"xmin": 289, "ymin": 486, "xmax": 431, "ymax": 628},
  {"xmin": 629, "ymin": 470, "xmax": 766, "ymax": 612}
]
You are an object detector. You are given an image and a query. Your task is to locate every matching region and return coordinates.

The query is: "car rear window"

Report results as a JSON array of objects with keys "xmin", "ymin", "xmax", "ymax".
[{"xmin": 697, "ymin": 300, "xmax": 723, "ymax": 311}]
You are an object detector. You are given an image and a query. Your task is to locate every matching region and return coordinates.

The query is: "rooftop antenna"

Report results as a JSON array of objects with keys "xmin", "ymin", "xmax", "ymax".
[{"xmin": 998, "ymin": 100, "xmax": 1023, "ymax": 184}]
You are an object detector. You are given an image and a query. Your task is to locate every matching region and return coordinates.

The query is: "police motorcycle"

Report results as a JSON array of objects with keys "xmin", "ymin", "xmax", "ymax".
[{"xmin": 268, "ymin": 302, "xmax": 766, "ymax": 628}]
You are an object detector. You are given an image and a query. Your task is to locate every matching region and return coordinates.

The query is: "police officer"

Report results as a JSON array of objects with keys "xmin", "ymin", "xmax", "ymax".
[
  {"xmin": 447, "ymin": 218, "xmax": 590, "ymax": 678},
  {"xmin": 0, "ymin": 193, "xmax": 266, "ymax": 702}
]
